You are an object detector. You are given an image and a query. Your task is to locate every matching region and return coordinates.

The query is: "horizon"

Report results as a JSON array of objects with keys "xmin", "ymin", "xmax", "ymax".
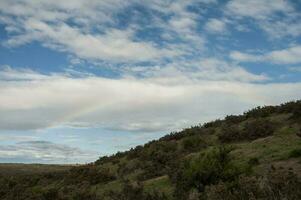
[{"xmin": 0, "ymin": 0, "xmax": 301, "ymax": 164}]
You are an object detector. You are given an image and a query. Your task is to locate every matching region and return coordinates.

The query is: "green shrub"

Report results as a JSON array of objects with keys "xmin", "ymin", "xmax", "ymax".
[
  {"xmin": 219, "ymin": 119, "xmax": 276, "ymax": 143},
  {"xmin": 218, "ymin": 125, "xmax": 242, "ymax": 143},
  {"xmin": 104, "ymin": 180, "xmax": 168, "ymax": 200},
  {"xmin": 182, "ymin": 136, "xmax": 207, "ymax": 152},
  {"xmin": 243, "ymin": 118, "xmax": 276, "ymax": 140},
  {"xmin": 289, "ymin": 148, "xmax": 301, "ymax": 158},
  {"xmin": 173, "ymin": 146, "xmax": 243, "ymax": 199}
]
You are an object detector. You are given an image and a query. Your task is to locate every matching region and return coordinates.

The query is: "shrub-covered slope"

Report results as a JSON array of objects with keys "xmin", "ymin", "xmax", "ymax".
[{"xmin": 1, "ymin": 101, "xmax": 301, "ymax": 200}]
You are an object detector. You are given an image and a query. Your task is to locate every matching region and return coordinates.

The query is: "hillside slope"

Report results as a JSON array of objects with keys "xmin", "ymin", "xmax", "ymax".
[{"xmin": 1, "ymin": 101, "xmax": 301, "ymax": 200}]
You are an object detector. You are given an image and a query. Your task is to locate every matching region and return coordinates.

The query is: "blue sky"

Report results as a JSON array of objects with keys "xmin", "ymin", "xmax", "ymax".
[{"xmin": 0, "ymin": 0, "xmax": 301, "ymax": 164}]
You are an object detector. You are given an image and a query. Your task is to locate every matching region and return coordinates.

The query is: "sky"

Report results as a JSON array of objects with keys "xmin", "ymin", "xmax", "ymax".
[{"xmin": 0, "ymin": 0, "xmax": 301, "ymax": 164}]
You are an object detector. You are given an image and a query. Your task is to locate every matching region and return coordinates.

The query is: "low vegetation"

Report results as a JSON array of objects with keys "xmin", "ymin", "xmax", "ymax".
[{"xmin": 0, "ymin": 100, "xmax": 301, "ymax": 199}]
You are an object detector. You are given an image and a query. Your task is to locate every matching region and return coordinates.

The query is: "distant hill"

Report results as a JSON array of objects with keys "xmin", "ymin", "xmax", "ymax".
[
  {"xmin": 1, "ymin": 100, "xmax": 301, "ymax": 200},
  {"xmin": 0, "ymin": 163, "xmax": 72, "ymax": 176}
]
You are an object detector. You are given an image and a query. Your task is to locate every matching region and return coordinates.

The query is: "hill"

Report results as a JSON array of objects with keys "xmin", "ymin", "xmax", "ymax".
[{"xmin": 0, "ymin": 100, "xmax": 301, "ymax": 200}]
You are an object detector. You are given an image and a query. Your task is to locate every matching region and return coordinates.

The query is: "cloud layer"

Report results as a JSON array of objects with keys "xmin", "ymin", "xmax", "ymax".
[
  {"xmin": 230, "ymin": 46, "xmax": 301, "ymax": 65},
  {"xmin": 0, "ymin": 66, "xmax": 300, "ymax": 133},
  {"xmin": 0, "ymin": 141, "xmax": 96, "ymax": 164}
]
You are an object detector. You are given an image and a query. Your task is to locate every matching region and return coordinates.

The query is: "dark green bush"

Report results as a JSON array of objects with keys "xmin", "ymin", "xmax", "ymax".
[
  {"xmin": 243, "ymin": 118, "xmax": 276, "ymax": 140},
  {"xmin": 225, "ymin": 115, "xmax": 246, "ymax": 124},
  {"xmin": 182, "ymin": 136, "xmax": 207, "ymax": 152},
  {"xmin": 218, "ymin": 125, "xmax": 241, "ymax": 143},
  {"xmin": 248, "ymin": 157, "xmax": 260, "ymax": 166},
  {"xmin": 289, "ymin": 148, "xmax": 301, "ymax": 158},
  {"xmin": 219, "ymin": 118, "xmax": 276, "ymax": 143},
  {"xmin": 173, "ymin": 146, "xmax": 243, "ymax": 199},
  {"xmin": 245, "ymin": 106, "xmax": 277, "ymax": 118}
]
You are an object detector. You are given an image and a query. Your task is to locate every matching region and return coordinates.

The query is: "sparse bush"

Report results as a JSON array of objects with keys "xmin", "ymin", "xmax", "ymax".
[
  {"xmin": 245, "ymin": 106, "xmax": 277, "ymax": 118},
  {"xmin": 203, "ymin": 119, "xmax": 222, "ymax": 128},
  {"xmin": 204, "ymin": 169, "xmax": 301, "ymax": 200},
  {"xmin": 225, "ymin": 115, "xmax": 246, "ymax": 124}
]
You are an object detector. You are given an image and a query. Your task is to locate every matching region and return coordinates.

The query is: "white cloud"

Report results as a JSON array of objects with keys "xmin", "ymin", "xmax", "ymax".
[
  {"xmin": 122, "ymin": 58, "xmax": 268, "ymax": 84},
  {"xmin": 0, "ymin": 141, "xmax": 96, "ymax": 164},
  {"xmin": 160, "ymin": 0, "xmax": 206, "ymax": 49},
  {"xmin": 225, "ymin": 0, "xmax": 293, "ymax": 20},
  {"xmin": 4, "ymin": 19, "xmax": 177, "ymax": 62},
  {"xmin": 0, "ymin": 66, "xmax": 299, "ymax": 133},
  {"xmin": 230, "ymin": 46, "xmax": 301, "ymax": 64},
  {"xmin": 230, "ymin": 51, "xmax": 262, "ymax": 62},
  {"xmin": 205, "ymin": 18, "xmax": 227, "ymax": 33},
  {"xmin": 259, "ymin": 20, "xmax": 301, "ymax": 39},
  {"xmin": 0, "ymin": 0, "xmax": 219, "ymax": 63},
  {"xmin": 0, "ymin": 0, "xmax": 128, "ymax": 25},
  {"xmin": 225, "ymin": 0, "xmax": 301, "ymax": 39},
  {"xmin": 0, "ymin": 0, "xmax": 186, "ymax": 63},
  {"xmin": 267, "ymin": 46, "xmax": 301, "ymax": 64}
]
